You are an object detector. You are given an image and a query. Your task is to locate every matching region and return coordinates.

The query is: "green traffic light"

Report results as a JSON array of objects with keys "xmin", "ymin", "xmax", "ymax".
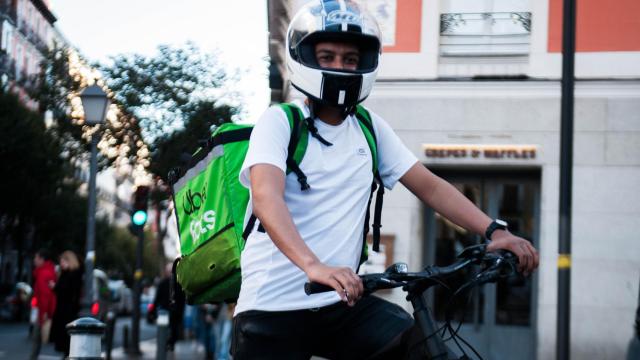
[{"xmin": 132, "ymin": 210, "xmax": 147, "ymax": 226}]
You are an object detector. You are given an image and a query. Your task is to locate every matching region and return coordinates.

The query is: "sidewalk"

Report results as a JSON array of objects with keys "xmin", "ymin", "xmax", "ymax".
[{"xmin": 108, "ymin": 339, "xmax": 206, "ymax": 360}]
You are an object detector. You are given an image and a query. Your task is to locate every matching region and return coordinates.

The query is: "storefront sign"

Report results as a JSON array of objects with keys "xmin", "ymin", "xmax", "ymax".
[{"xmin": 424, "ymin": 144, "xmax": 537, "ymax": 160}]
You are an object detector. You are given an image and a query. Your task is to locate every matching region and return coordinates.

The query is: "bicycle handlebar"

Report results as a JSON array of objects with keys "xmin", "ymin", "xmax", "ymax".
[{"xmin": 304, "ymin": 244, "xmax": 519, "ymax": 296}]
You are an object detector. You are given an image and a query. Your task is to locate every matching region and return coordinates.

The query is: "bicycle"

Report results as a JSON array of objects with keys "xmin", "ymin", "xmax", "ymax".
[{"xmin": 305, "ymin": 244, "xmax": 521, "ymax": 360}]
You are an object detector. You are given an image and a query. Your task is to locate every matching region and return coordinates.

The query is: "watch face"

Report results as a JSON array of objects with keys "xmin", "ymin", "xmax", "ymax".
[{"xmin": 496, "ymin": 219, "xmax": 508, "ymax": 227}]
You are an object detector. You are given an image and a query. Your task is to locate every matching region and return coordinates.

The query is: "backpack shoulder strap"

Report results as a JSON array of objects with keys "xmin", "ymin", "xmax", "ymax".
[
  {"xmin": 279, "ymin": 103, "xmax": 310, "ymax": 191},
  {"xmin": 243, "ymin": 104, "xmax": 310, "ymax": 240},
  {"xmin": 354, "ymin": 104, "xmax": 384, "ymax": 253},
  {"xmin": 354, "ymin": 105, "xmax": 379, "ymax": 173}
]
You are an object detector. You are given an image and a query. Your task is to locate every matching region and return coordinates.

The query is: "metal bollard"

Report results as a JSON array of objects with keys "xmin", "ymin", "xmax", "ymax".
[
  {"xmin": 66, "ymin": 317, "xmax": 106, "ymax": 360},
  {"xmin": 156, "ymin": 310, "xmax": 169, "ymax": 360}
]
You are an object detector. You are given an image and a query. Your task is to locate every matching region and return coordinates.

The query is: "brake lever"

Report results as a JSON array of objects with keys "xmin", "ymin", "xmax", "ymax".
[
  {"xmin": 473, "ymin": 269, "xmax": 503, "ymax": 285},
  {"xmin": 474, "ymin": 250, "xmax": 520, "ymax": 285},
  {"xmin": 456, "ymin": 244, "xmax": 487, "ymax": 263},
  {"xmin": 483, "ymin": 250, "xmax": 518, "ymax": 269}
]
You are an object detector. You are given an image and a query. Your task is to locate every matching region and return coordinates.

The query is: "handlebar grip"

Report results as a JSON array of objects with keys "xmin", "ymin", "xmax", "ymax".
[{"xmin": 304, "ymin": 282, "xmax": 334, "ymax": 295}]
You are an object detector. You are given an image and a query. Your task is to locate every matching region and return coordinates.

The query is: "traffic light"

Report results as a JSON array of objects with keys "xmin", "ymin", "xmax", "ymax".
[{"xmin": 131, "ymin": 185, "xmax": 149, "ymax": 230}]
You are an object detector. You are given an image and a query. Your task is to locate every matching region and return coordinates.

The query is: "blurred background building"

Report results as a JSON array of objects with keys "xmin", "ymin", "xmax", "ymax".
[
  {"xmin": 269, "ymin": 1, "xmax": 639, "ymax": 359},
  {"xmin": 0, "ymin": 0, "xmax": 59, "ymax": 108},
  {"xmin": 0, "ymin": 0, "xmax": 138, "ymax": 287},
  {"xmin": 0, "ymin": 0, "xmax": 62, "ymax": 285}
]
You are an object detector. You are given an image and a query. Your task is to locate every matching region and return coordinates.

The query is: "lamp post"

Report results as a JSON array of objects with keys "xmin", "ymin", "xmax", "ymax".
[{"xmin": 79, "ymin": 84, "xmax": 110, "ymax": 315}]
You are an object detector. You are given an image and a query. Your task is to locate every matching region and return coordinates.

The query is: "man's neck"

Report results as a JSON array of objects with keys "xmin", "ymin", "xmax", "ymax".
[{"xmin": 307, "ymin": 99, "xmax": 344, "ymax": 126}]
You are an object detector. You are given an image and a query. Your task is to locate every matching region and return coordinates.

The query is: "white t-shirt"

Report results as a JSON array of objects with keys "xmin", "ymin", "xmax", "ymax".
[{"xmin": 235, "ymin": 100, "xmax": 417, "ymax": 314}]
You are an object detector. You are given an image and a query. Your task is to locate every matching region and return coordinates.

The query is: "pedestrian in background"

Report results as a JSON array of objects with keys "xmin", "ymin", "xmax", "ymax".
[
  {"xmin": 215, "ymin": 303, "xmax": 234, "ymax": 360},
  {"xmin": 50, "ymin": 250, "xmax": 83, "ymax": 357},
  {"xmin": 152, "ymin": 262, "xmax": 185, "ymax": 351},
  {"xmin": 30, "ymin": 248, "xmax": 56, "ymax": 360},
  {"xmin": 170, "ymin": 261, "xmax": 186, "ymax": 350},
  {"xmin": 195, "ymin": 303, "xmax": 219, "ymax": 360}
]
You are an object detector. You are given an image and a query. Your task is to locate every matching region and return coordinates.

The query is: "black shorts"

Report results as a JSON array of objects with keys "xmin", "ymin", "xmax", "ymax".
[{"xmin": 231, "ymin": 295, "xmax": 414, "ymax": 360}]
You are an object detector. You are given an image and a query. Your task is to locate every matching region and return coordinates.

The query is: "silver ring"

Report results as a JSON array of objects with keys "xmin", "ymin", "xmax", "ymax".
[{"xmin": 343, "ymin": 289, "xmax": 350, "ymax": 301}]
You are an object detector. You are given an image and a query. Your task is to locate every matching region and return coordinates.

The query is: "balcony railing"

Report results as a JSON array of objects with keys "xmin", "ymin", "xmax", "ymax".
[{"xmin": 440, "ymin": 12, "xmax": 531, "ymax": 57}]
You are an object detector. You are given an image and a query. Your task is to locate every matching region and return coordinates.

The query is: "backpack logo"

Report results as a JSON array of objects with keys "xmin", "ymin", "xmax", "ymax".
[
  {"xmin": 189, "ymin": 210, "xmax": 216, "ymax": 246},
  {"xmin": 183, "ymin": 184, "xmax": 207, "ymax": 216}
]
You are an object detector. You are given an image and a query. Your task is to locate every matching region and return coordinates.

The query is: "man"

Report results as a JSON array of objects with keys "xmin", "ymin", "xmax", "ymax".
[
  {"xmin": 30, "ymin": 249, "xmax": 56, "ymax": 360},
  {"xmin": 232, "ymin": 1, "xmax": 539, "ymax": 359},
  {"xmin": 152, "ymin": 263, "xmax": 185, "ymax": 351}
]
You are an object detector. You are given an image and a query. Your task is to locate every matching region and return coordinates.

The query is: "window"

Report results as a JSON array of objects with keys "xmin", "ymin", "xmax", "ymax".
[
  {"xmin": 15, "ymin": 44, "xmax": 22, "ymax": 78},
  {"xmin": 440, "ymin": 0, "xmax": 531, "ymax": 57},
  {"xmin": 1, "ymin": 24, "xmax": 11, "ymax": 52}
]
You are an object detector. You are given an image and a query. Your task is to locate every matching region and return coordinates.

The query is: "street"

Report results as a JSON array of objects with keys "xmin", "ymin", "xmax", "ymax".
[{"xmin": 0, "ymin": 315, "xmax": 156, "ymax": 359}]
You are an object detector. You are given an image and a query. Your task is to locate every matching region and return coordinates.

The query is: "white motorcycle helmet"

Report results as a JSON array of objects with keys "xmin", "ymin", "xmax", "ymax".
[{"xmin": 286, "ymin": 0, "xmax": 382, "ymax": 109}]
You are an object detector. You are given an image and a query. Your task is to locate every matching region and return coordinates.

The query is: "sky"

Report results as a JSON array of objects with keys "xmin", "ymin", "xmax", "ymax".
[{"xmin": 49, "ymin": 0, "xmax": 271, "ymax": 122}]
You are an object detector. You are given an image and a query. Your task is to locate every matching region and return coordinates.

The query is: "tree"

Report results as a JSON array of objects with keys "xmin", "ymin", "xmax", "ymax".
[
  {"xmin": 33, "ymin": 44, "xmax": 149, "ymax": 178},
  {"xmin": 99, "ymin": 44, "xmax": 239, "ymax": 266},
  {"xmin": 0, "ymin": 88, "xmax": 88, "ymax": 277},
  {"xmin": 100, "ymin": 43, "xmax": 237, "ymax": 143},
  {"xmin": 149, "ymin": 100, "xmax": 236, "ymax": 182},
  {"xmin": 95, "ymin": 221, "xmax": 160, "ymax": 286},
  {"xmin": 0, "ymin": 44, "xmax": 151, "ymax": 281}
]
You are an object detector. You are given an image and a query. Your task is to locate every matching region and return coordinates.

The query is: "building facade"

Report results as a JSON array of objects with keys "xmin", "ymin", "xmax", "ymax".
[
  {"xmin": 0, "ymin": 1, "xmax": 143, "ymax": 288},
  {"xmin": 0, "ymin": 0, "xmax": 58, "ymax": 109},
  {"xmin": 268, "ymin": 1, "xmax": 640, "ymax": 359},
  {"xmin": 0, "ymin": 0, "xmax": 58, "ymax": 284}
]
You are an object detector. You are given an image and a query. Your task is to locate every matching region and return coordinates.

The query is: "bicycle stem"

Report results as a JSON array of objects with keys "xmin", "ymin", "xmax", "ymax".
[{"xmin": 407, "ymin": 288, "xmax": 451, "ymax": 359}]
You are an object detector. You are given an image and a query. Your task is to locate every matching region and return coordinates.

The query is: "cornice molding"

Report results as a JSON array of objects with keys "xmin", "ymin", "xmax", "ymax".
[{"xmin": 370, "ymin": 80, "xmax": 640, "ymax": 99}]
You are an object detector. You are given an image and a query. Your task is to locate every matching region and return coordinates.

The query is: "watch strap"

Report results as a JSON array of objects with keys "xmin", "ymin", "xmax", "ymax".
[{"xmin": 485, "ymin": 219, "xmax": 508, "ymax": 240}]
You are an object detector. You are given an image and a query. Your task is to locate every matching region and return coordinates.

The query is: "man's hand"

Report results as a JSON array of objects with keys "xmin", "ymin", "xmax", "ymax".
[
  {"xmin": 486, "ymin": 230, "xmax": 539, "ymax": 276},
  {"xmin": 305, "ymin": 262, "xmax": 363, "ymax": 306}
]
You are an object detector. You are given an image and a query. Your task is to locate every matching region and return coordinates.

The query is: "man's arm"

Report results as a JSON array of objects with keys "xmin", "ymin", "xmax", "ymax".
[
  {"xmin": 249, "ymin": 163, "xmax": 363, "ymax": 304},
  {"xmin": 399, "ymin": 162, "xmax": 539, "ymax": 274}
]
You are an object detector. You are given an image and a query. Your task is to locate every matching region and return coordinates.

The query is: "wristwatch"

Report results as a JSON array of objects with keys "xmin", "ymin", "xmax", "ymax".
[{"xmin": 485, "ymin": 219, "xmax": 508, "ymax": 241}]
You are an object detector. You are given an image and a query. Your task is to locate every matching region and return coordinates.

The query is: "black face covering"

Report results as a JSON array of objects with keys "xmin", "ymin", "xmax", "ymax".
[{"xmin": 320, "ymin": 72, "xmax": 363, "ymax": 107}]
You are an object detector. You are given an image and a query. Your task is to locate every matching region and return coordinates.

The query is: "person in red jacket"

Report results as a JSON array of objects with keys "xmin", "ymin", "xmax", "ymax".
[{"xmin": 30, "ymin": 248, "xmax": 57, "ymax": 360}]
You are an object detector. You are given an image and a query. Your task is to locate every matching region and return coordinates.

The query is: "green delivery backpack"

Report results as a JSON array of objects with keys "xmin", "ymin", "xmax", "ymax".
[{"xmin": 168, "ymin": 103, "xmax": 384, "ymax": 304}]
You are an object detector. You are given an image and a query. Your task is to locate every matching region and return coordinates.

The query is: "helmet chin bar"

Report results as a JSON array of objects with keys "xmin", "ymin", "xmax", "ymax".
[
  {"xmin": 291, "ymin": 84, "xmax": 357, "ymax": 122},
  {"xmin": 320, "ymin": 72, "xmax": 363, "ymax": 107},
  {"xmin": 292, "ymin": 82, "xmax": 359, "ymax": 116},
  {"xmin": 291, "ymin": 70, "xmax": 364, "ymax": 109}
]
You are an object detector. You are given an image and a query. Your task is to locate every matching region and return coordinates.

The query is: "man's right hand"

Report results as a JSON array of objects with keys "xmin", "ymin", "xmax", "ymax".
[{"xmin": 305, "ymin": 262, "xmax": 363, "ymax": 306}]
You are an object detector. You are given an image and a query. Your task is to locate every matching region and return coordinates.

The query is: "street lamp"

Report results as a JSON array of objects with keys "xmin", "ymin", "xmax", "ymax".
[
  {"xmin": 79, "ymin": 84, "xmax": 110, "ymax": 315},
  {"xmin": 80, "ymin": 85, "xmax": 110, "ymax": 125}
]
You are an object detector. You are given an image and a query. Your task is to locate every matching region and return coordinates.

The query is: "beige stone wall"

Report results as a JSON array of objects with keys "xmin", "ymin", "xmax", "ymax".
[{"xmin": 364, "ymin": 80, "xmax": 640, "ymax": 360}]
